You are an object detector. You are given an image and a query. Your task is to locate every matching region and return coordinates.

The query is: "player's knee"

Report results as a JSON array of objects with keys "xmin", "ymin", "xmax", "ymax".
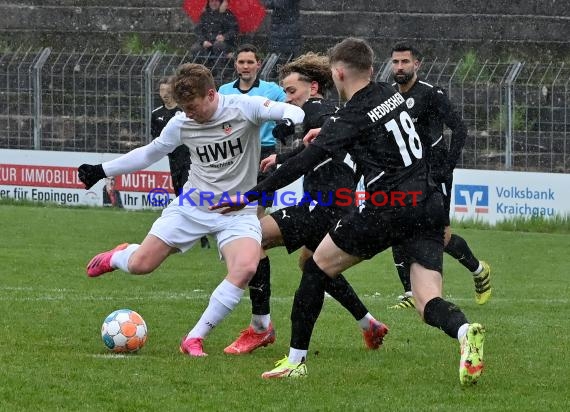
[
  {"xmin": 227, "ymin": 261, "xmax": 258, "ymax": 289},
  {"xmin": 127, "ymin": 254, "xmax": 157, "ymax": 275},
  {"xmin": 237, "ymin": 259, "xmax": 259, "ymax": 281}
]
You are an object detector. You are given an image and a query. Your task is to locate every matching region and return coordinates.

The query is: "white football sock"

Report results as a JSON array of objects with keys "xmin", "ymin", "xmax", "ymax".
[
  {"xmin": 110, "ymin": 244, "xmax": 139, "ymax": 273},
  {"xmin": 251, "ymin": 314, "xmax": 271, "ymax": 332},
  {"xmin": 358, "ymin": 312, "xmax": 376, "ymax": 330},
  {"xmin": 457, "ymin": 323, "xmax": 470, "ymax": 341},
  {"xmin": 473, "ymin": 263, "xmax": 483, "ymax": 275},
  {"xmin": 187, "ymin": 279, "xmax": 244, "ymax": 339},
  {"xmin": 288, "ymin": 348, "xmax": 307, "ymax": 364}
]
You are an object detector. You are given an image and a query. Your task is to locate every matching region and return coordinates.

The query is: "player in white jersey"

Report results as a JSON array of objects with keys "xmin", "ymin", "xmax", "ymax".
[{"xmin": 77, "ymin": 63, "xmax": 304, "ymax": 357}]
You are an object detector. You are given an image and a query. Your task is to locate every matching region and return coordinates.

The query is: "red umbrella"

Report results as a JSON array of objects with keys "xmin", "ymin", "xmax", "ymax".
[
  {"xmin": 183, "ymin": 0, "xmax": 267, "ymax": 33},
  {"xmin": 183, "ymin": 0, "xmax": 206, "ymax": 23}
]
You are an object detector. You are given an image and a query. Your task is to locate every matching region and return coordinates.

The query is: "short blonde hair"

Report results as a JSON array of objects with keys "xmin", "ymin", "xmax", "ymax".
[{"xmin": 172, "ymin": 63, "xmax": 215, "ymax": 104}]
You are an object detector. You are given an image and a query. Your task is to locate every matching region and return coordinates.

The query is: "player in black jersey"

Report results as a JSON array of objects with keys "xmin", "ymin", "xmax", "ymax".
[
  {"xmin": 388, "ymin": 44, "xmax": 491, "ymax": 309},
  {"xmin": 223, "ymin": 52, "xmax": 387, "ymax": 356},
  {"xmin": 151, "ymin": 77, "xmax": 210, "ymax": 249},
  {"xmin": 151, "ymin": 77, "xmax": 186, "ymax": 194},
  {"xmin": 212, "ymin": 38, "xmax": 485, "ymax": 385}
]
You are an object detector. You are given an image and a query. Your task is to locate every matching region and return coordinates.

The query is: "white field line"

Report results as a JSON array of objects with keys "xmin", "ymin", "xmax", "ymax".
[
  {"xmin": 0, "ymin": 287, "xmax": 568, "ymax": 304},
  {"xmin": 90, "ymin": 354, "xmax": 136, "ymax": 359}
]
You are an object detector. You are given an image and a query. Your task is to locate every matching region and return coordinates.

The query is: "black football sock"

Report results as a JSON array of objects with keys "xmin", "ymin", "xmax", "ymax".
[
  {"xmin": 423, "ymin": 297, "xmax": 469, "ymax": 338},
  {"xmin": 290, "ymin": 257, "xmax": 327, "ymax": 350},
  {"xmin": 200, "ymin": 236, "xmax": 210, "ymax": 249},
  {"xmin": 249, "ymin": 256, "xmax": 271, "ymax": 315},
  {"xmin": 324, "ymin": 274, "xmax": 368, "ymax": 321},
  {"xmin": 444, "ymin": 234, "xmax": 480, "ymax": 273},
  {"xmin": 392, "ymin": 245, "xmax": 412, "ymax": 292}
]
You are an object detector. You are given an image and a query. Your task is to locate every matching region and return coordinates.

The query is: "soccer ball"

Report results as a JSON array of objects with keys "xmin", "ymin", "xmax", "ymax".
[{"xmin": 101, "ymin": 309, "xmax": 147, "ymax": 353}]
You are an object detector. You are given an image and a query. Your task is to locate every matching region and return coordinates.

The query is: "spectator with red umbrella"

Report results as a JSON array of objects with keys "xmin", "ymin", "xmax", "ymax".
[
  {"xmin": 184, "ymin": 0, "xmax": 267, "ymax": 35},
  {"xmin": 190, "ymin": 0, "xmax": 239, "ymax": 57}
]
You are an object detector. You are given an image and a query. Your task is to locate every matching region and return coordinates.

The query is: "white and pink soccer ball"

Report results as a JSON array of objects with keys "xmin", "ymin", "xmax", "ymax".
[{"xmin": 101, "ymin": 309, "xmax": 147, "ymax": 353}]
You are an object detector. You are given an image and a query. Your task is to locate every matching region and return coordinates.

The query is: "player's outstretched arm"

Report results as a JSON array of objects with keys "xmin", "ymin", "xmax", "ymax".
[
  {"xmin": 273, "ymin": 145, "xmax": 305, "ymax": 168},
  {"xmin": 212, "ymin": 145, "xmax": 330, "ymax": 215},
  {"xmin": 209, "ymin": 193, "xmax": 251, "ymax": 214},
  {"xmin": 77, "ymin": 139, "xmax": 173, "ymax": 190},
  {"xmin": 253, "ymin": 144, "xmax": 330, "ymax": 199},
  {"xmin": 248, "ymin": 96, "xmax": 305, "ymax": 126}
]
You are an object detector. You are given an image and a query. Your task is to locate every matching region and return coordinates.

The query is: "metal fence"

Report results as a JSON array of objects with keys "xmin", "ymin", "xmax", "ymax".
[{"xmin": 1, "ymin": 48, "xmax": 569, "ymax": 173}]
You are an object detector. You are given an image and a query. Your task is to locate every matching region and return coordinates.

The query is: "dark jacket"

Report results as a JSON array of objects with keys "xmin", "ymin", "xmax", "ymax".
[
  {"xmin": 195, "ymin": 6, "xmax": 239, "ymax": 46},
  {"xmin": 264, "ymin": 0, "xmax": 302, "ymax": 56}
]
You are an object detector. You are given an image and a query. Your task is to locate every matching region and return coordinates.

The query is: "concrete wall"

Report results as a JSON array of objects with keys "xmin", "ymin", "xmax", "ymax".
[{"xmin": 1, "ymin": 0, "xmax": 568, "ymax": 58}]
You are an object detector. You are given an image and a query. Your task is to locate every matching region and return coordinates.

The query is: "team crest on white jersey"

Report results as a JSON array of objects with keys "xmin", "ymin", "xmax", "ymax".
[
  {"xmin": 406, "ymin": 98, "xmax": 415, "ymax": 109},
  {"xmin": 222, "ymin": 122, "xmax": 232, "ymax": 135}
]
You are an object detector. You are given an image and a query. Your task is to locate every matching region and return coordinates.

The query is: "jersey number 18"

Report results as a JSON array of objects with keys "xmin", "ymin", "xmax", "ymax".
[{"xmin": 384, "ymin": 111, "xmax": 422, "ymax": 166}]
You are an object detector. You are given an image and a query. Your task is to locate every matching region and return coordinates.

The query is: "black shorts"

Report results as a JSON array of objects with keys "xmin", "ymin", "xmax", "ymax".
[
  {"xmin": 329, "ymin": 190, "xmax": 446, "ymax": 272},
  {"xmin": 270, "ymin": 203, "xmax": 347, "ymax": 254},
  {"xmin": 258, "ymin": 146, "xmax": 277, "ymax": 207}
]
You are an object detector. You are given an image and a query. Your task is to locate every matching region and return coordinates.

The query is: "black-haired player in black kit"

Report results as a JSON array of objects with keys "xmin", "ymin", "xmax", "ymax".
[
  {"xmin": 151, "ymin": 76, "xmax": 210, "ymax": 249},
  {"xmin": 388, "ymin": 44, "xmax": 491, "ymax": 309},
  {"xmin": 223, "ymin": 52, "xmax": 387, "ymax": 356},
  {"xmin": 212, "ymin": 38, "xmax": 485, "ymax": 386}
]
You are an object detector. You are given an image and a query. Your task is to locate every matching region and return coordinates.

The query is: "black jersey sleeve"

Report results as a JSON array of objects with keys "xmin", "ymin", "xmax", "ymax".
[
  {"xmin": 432, "ymin": 88, "xmax": 467, "ymax": 171},
  {"xmin": 311, "ymin": 108, "xmax": 361, "ymax": 154},
  {"xmin": 276, "ymin": 144, "xmax": 305, "ymax": 164},
  {"xmin": 302, "ymin": 99, "xmax": 338, "ymax": 132},
  {"xmin": 246, "ymin": 144, "xmax": 330, "ymax": 201}
]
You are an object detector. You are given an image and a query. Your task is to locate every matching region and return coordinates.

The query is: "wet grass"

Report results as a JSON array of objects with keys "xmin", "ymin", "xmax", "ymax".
[{"xmin": 0, "ymin": 204, "xmax": 568, "ymax": 411}]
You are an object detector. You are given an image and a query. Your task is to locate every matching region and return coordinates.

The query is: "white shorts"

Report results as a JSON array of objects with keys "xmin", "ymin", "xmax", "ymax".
[{"xmin": 148, "ymin": 204, "xmax": 261, "ymax": 253}]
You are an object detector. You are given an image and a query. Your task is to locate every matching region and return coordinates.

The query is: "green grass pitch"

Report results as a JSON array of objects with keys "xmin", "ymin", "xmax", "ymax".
[{"xmin": 0, "ymin": 204, "xmax": 568, "ymax": 411}]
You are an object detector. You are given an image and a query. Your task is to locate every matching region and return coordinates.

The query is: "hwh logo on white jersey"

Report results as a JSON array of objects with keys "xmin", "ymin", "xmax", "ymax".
[{"xmin": 196, "ymin": 138, "xmax": 243, "ymax": 163}]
